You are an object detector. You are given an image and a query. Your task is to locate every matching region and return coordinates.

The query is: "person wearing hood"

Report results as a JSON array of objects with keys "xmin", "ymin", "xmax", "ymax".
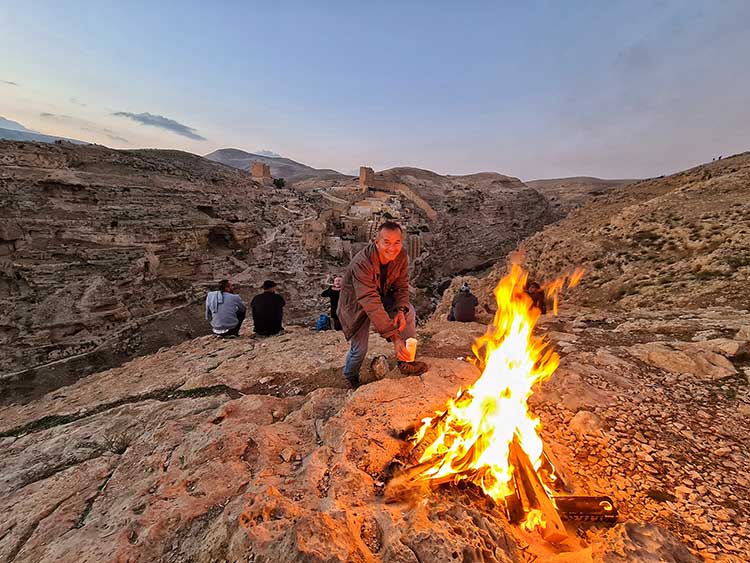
[
  {"xmin": 448, "ymin": 282, "xmax": 479, "ymax": 322},
  {"xmin": 205, "ymin": 279, "xmax": 246, "ymax": 337}
]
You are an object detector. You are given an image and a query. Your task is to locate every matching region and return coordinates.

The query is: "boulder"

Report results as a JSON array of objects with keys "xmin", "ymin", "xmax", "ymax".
[{"xmin": 630, "ymin": 342, "xmax": 736, "ymax": 380}]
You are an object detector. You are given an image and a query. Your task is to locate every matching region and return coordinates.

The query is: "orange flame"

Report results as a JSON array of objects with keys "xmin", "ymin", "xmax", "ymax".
[
  {"xmin": 413, "ymin": 263, "xmax": 583, "ymax": 529},
  {"xmin": 521, "ymin": 509, "xmax": 546, "ymax": 533}
]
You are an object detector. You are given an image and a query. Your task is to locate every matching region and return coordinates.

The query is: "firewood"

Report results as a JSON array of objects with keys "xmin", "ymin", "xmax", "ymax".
[
  {"xmin": 553, "ymin": 496, "xmax": 618, "ymax": 523},
  {"xmin": 509, "ymin": 436, "xmax": 568, "ymax": 543},
  {"xmin": 504, "ymin": 471, "xmax": 525, "ymax": 524},
  {"xmin": 407, "ymin": 389, "xmax": 472, "ymax": 465}
]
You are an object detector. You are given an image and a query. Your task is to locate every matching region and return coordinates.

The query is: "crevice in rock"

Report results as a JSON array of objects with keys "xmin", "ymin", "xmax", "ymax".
[
  {"xmin": 73, "ymin": 466, "xmax": 117, "ymax": 529},
  {"xmin": 2, "ymin": 384, "xmax": 244, "ymax": 438},
  {"xmin": 17, "ymin": 451, "xmax": 108, "ymax": 492},
  {"xmin": 162, "ymin": 445, "xmax": 178, "ymax": 472},
  {"xmin": 405, "ymin": 543, "xmax": 424, "ymax": 563}
]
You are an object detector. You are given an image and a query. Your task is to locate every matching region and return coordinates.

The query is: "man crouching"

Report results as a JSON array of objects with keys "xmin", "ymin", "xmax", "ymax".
[{"xmin": 337, "ymin": 221, "xmax": 427, "ymax": 388}]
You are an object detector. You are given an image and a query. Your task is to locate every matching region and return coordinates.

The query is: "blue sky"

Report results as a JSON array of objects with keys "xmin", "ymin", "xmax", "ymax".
[{"xmin": 1, "ymin": 0, "xmax": 748, "ymax": 179}]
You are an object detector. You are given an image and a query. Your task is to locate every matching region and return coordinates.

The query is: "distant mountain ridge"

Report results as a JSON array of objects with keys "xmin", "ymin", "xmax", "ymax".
[
  {"xmin": 0, "ymin": 116, "xmax": 36, "ymax": 133},
  {"xmin": 204, "ymin": 147, "xmax": 348, "ymax": 184},
  {"xmin": 0, "ymin": 126, "xmax": 87, "ymax": 145}
]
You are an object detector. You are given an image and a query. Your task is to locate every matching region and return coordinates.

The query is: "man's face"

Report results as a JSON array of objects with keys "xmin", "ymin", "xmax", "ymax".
[
  {"xmin": 375, "ymin": 228, "xmax": 403, "ymax": 264},
  {"xmin": 226, "ymin": 282, "xmax": 235, "ymax": 293},
  {"xmin": 333, "ymin": 276, "xmax": 343, "ymax": 289}
]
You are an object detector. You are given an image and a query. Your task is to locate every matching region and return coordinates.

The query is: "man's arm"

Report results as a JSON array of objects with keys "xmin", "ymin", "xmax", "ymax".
[
  {"xmin": 205, "ymin": 297, "xmax": 212, "ymax": 321},
  {"xmin": 351, "ymin": 259, "xmax": 398, "ymax": 339},
  {"xmin": 236, "ymin": 295, "xmax": 246, "ymax": 315}
]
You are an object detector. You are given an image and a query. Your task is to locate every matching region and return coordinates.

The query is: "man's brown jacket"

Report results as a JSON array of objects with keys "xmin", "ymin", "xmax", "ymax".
[{"xmin": 337, "ymin": 242, "xmax": 410, "ymax": 340}]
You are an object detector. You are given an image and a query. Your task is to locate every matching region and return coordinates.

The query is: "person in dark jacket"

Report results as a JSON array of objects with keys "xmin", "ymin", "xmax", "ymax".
[
  {"xmin": 321, "ymin": 275, "xmax": 343, "ymax": 330},
  {"xmin": 525, "ymin": 281, "xmax": 547, "ymax": 315},
  {"xmin": 448, "ymin": 282, "xmax": 479, "ymax": 322},
  {"xmin": 205, "ymin": 279, "xmax": 246, "ymax": 337},
  {"xmin": 251, "ymin": 280, "xmax": 286, "ymax": 336},
  {"xmin": 337, "ymin": 221, "xmax": 427, "ymax": 388}
]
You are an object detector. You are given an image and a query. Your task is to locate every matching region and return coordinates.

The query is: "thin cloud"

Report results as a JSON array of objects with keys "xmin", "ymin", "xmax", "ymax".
[
  {"xmin": 112, "ymin": 111, "xmax": 206, "ymax": 141},
  {"xmin": 70, "ymin": 97, "xmax": 87, "ymax": 107},
  {"xmin": 39, "ymin": 112, "xmax": 129, "ymax": 144},
  {"xmin": 81, "ymin": 127, "xmax": 128, "ymax": 143},
  {"xmin": 1, "ymin": 80, "xmax": 19, "ymax": 86}
]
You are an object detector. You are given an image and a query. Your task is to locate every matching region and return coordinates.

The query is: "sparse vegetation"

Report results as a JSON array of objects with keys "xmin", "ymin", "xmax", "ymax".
[{"xmin": 102, "ymin": 431, "xmax": 135, "ymax": 454}]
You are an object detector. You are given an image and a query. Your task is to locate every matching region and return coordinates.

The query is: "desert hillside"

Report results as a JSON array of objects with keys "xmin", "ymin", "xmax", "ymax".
[
  {"xmin": 0, "ymin": 142, "xmax": 554, "ymax": 398},
  {"xmin": 1, "ymin": 154, "xmax": 748, "ymax": 562},
  {"xmin": 0, "ymin": 141, "xmax": 339, "ymax": 395},
  {"xmin": 446, "ymin": 153, "xmax": 749, "ymax": 315},
  {"xmin": 204, "ymin": 148, "xmax": 348, "ymax": 185},
  {"xmin": 526, "ymin": 177, "xmax": 636, "ymax": 220}
]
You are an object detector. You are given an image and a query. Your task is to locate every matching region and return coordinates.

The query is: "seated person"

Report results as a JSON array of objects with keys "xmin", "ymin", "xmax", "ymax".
[
  {"xmin": 525, "ymin": 281, "xmax": 547, "ymax": 314},
  {"xmin": 448, "ymin": 282, "xmax": 479, "ymax": 322},
  {"xmin": 205, "ymin": 279, "xmax": 246, "ymax": 337},
  {"xmin": 251, "ymin": 280, "xmax": 286, "ymax": 336},
  {"xmin": 321, "ymin": 275, "xmax": 343, "ymax": 330}
]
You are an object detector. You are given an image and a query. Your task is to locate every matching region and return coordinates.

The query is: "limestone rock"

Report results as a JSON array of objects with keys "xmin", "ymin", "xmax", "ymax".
[
  {"xmin": 630, "ymin": 342, "xmax": 736, "ymax": 380},
  {"xmin": 689, "ymin": 338, "xmax": 748, "ymax": 358}
]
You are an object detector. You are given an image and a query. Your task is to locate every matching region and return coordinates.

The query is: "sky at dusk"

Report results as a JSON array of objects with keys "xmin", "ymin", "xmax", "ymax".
[{"xmin": 1, "ymin": 0, "xmax": 749, "ymax": 180}]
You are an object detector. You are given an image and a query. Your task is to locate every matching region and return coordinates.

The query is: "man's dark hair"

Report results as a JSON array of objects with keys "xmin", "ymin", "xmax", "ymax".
[
  {"xmin": 378, "ymin": 221, "xmax": 402, "ymax": 233},
  {"xmin": 218, "ymin": 279, "xmax": 230, "ymax": 292}
]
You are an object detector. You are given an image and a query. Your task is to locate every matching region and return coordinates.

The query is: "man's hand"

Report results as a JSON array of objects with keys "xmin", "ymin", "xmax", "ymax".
[
  {"xmin": 392, "ymin": 335, "xmax": 411, "ymax": 362},
  {"xmin": 393, "ymin": 309, "xmax": 407, "ymax": 333}
]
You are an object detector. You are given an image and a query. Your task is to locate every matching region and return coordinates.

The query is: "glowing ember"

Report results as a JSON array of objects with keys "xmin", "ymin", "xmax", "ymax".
[{"xmin": 412, "ymin": 262, "xmax": 584, "ymax": 532}]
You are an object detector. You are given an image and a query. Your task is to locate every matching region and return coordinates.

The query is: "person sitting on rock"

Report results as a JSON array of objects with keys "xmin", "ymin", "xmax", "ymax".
[
  {"xmin": 251, "ymin": 280, "xmax": 286, "ymax": 336},
  {"xmin": 321, "ymin": 275, "xmax": 343, "ymax": 331},
  {"xmin": 337, "ymin": 221, "xmax": 428, "ymax": 389},
  {"xmin": 448, "ymin": 282, "xmax": 479, "ymax": 322},
  {"xmin": 205, "ymin": 279, "xmax": 246, "ymax": 337},
  {"xmin": 525, "ymin": 281, "xmax": 547, "ymax": 315}
]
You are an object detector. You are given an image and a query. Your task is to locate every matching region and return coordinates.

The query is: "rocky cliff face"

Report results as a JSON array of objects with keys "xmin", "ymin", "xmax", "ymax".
[
  {"xmin": 0, "ymin": 143, "xmax": 555, "ymax": 397},
  {"xmin": 0, "ymin": 141, "xmax": 340, "ymax": 395},
  {"xmin": 371, "ymin": 167, "xmax": 554, "ymax": 293}
]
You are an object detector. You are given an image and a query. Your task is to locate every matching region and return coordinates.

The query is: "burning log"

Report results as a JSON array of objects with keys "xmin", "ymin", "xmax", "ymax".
[
  {"xmin": 553, "ymin": 496, "xmax": 618, "ymax": 523},
  {"xmin": 508, "ymin": 436, "xmax": 568, "ymax": 543}
]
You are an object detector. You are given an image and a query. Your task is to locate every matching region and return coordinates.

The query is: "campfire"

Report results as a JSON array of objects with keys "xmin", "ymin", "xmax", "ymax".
[{"xmin": 394, "ymin": 263, "xmax": 616, "ymax": 542}]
